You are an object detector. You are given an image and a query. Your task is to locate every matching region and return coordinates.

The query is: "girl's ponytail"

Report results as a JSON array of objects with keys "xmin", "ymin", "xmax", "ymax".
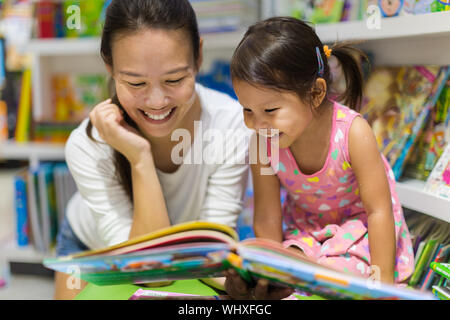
[{"xmin": 329, "ymin": 42, "xmax": 369, "ymax": 112}]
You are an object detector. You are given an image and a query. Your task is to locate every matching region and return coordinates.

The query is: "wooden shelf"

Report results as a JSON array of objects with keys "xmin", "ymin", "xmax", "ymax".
[{"xmin": 396, "ymin": 179, "xmax": 450, "ymax": 223}]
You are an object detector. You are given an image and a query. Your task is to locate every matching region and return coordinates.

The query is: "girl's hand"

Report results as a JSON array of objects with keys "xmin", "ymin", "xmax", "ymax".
[
  {"xmin": 89, "ymin": 99, "xmax": 152, "ymax": 165},
  {"xmin": 224, "ymin": 269, "xmax": 293, "ymax": 300}
]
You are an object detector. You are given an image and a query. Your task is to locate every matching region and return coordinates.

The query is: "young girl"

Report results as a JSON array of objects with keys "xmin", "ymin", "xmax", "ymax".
[
  {"xmin": 55, "ymin": 0, "xmax": 249, "ymax": 299},
  {"xmin": 225, "ymin": 17, "xmax": 415, "ymax": 299}
]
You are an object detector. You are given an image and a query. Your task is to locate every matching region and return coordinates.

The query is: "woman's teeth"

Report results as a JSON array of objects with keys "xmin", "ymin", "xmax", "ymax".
[{"xmin": 144, "ymin": 109, "xmax": 172, "ymax": 120}]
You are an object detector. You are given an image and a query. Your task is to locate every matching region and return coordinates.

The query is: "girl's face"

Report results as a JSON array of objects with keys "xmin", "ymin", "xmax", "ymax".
[
  {"xmin": 233, "ymin": 80, "xmax": 314, "ymax": 149},
  {"xmin": 109, "ymin": 28, "xmax": 201, "ymax": 139}
]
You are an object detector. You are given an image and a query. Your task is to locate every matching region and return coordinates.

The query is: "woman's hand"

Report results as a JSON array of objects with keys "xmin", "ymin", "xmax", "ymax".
[
  {"xmin": 89, "ymin": 98, "xmax": 151, "ymax": 165},
  {"xmin": 224, "ymin": 269, "xmax": 294, "ymax": 300}
]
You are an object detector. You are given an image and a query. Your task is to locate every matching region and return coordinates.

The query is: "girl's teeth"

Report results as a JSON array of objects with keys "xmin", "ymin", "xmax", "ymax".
[
  {"xmin": 144, "ymin": 109, "xmax": 172, "ymax": 120},
  {"xmin": 260, "ymin": 129, "xmax": 279, "ymax": 138}
]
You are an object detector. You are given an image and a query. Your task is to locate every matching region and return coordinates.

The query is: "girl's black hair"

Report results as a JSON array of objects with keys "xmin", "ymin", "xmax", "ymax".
[
  {"xmin": 231, "ymin": 17, "xmax": 368, "ymax": 112},
  {"xmin": 86, "ymin": 0, "xmax": 200, "ymax": 202}
]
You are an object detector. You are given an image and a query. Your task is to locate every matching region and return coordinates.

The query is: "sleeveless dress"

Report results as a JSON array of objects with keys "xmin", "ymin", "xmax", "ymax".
[{"xmin": 267, "ymin": 101, "xmax": 415, "ymax": 284}]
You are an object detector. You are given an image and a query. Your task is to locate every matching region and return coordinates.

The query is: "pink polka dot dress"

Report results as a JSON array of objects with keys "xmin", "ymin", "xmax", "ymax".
[{"xmin": 268, "ymin": 101, "xmax": 415, "ymax": 284}]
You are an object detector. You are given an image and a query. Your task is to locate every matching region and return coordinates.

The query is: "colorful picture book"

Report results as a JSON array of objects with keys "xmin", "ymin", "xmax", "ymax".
[
  {"xmin": 360, "ymin": 66, "xmax": 449, "ymax": 180},
  {"xmin": 404, "ymin": 80, "xmax": 450, "ymax": 181},
  {"xmin": 283, "ymin": 0, "xmax": 449, "ymax": 22},
  {"xmin": 44, "ymin": 221, "xmax": 435, "ymax": 300},
  {"xmin": 424, "ymin": 142, "xmax": 450, "ymax": 199}
]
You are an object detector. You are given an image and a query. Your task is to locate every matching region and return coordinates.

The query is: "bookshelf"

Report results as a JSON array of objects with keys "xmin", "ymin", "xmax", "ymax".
[
  {"xmin": 0, "ymin": 141, "xmax": 65, "ymax": 168},
  {"xmin": 396, "ymin": 179, "xmax": 450, "ymax": 223}
]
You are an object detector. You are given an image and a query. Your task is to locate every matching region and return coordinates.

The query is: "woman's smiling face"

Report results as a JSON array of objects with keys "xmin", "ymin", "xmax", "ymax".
[
  {"xmin": 109, "ymin": 28, "xmax": 201, "ymax": 139},
  {"xmin": 233, "ymin": 80, "xmax": 314, "ymax": 149}
]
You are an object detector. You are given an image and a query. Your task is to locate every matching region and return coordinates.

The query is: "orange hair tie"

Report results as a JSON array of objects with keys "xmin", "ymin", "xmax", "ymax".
[{"xmin": 323, "ymin": 45, "xmax": 332, "ymax": 58}]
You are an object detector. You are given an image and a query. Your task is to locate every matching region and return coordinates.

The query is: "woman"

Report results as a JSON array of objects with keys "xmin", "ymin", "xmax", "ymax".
[{"xmin": 54, "ymin": 0, "xmax": 249, "ymax": 299}]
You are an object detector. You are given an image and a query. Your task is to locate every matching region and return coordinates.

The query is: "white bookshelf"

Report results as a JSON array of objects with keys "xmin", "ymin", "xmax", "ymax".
[
  {"xmin": 315, "ymin": 11, "xmax": 450, "ymax": 66},
  {"xmin": 396, "ymin": 179, "xmax": 450, "ymax": 223},
  {"xmin": 0, "ymin": 141, "xmax": 65, "ymax": 167},
  {"xmin": 0, "ymin": 240, "xmax": 54, "ymax": 264},
  {"xmin": 315, "ymin": 11, "xmax": 450, "ymax": 43}
]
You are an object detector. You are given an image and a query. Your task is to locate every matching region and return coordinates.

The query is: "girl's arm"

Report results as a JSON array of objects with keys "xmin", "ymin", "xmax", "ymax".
[
  {"xmin": 251, "ymin": 137, "xmax": 284, "ymax": 242},
  {"xmin": 348, "ymin": 116, "xmax": 396, "ymax": 284}
]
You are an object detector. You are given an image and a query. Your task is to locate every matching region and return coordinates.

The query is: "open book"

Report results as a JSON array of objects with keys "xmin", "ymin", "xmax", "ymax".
[{"xmin": 43, "ymin": 221, "xmax": 435, "ymax": 300}]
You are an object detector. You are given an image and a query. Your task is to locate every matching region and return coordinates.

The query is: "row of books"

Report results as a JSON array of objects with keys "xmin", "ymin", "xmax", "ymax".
[
  {"xmin": 0, "ymin": 68, "xmax": 108, "ymax": 143},
  {"xmin": 280, "ymin": 0, "xmax": 449, "ymax": 24},
  {"xmin": 13, "ymin": 162, "xmax": 77, "ymax": 252},
  {"xmin": 35, "ymin": 0, "xmax": 108, "ymax": 38},
  {"xmin": 33, "ymin": 0, "xmax": 260, "ymax": 39},
  {"xmin": 359, "ymin": 65, "xmax": 450, "ymax": 181},
  {"xmin": 404, "ymin": 211, "xmax": 450, "ymax": 298}
]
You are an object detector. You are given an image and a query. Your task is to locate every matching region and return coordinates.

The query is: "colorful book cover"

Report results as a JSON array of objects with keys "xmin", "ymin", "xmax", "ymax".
[
  {"xmin": 424, "ymin": 142, "xmax": 450, "ymax": 199},
  {"xmin": 43, "ymin": 221, "xmax": 436, "ymax": 300},
  {"xmin": 14, "ymin": 168, "xmax": 29, "ymax": 247},
  {"xmin": 414, "ymin": 0, "xmax": 450, "ymax": 14},
  {"xmin": 361, "ymin": 66, "xmax": 449, "ymax": 180},
  {"xmin": 310, "ymin": 0, "xmax": 346, "ymax": 24},
  {"xmin": 404, "ymin": 81, "xmax": 449, "ymax": 180},
  {"xmin": 392, "ymin": 67, "xmax": 449, "ymax": 179}
]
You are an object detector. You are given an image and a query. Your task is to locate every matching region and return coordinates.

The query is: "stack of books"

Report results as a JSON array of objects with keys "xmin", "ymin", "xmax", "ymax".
[{"xmin": 13, "ymin": 163, "xmax": 77, "ymax": 253}]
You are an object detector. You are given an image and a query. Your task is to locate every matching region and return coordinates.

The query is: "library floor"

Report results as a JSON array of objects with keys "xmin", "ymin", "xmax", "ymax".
[{"xmin": 0, "ymin": 274, "xmax": 54, "ymax": 300}]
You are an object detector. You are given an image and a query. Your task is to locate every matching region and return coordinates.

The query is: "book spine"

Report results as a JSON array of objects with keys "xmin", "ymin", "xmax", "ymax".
[
  {"xmin": 14, "ymin": 69, "xmax": 32, "ymax": 143},
  {"xmin": 14, "ymin": 173, "xmax": 29, "ymax": 247},
  {"xmin": 36, "ymin": 1, "xmax": 56, "ymax": 39},
  {"xmin": 27, "ymin": 168, "xmax": 45, "ymax": 253},
  {"xmin": 430, "ymin": 262, "xmax": 450, "ymax": 280},
  {"xmin": 419, "ymin": 244, "xmax": 443, "ymax": 290},
  {"xmin": 409, "ymin": 239, "xmax": 438, "ymax": 286},
  {"xmin": 0, "ymin": 101, "xmax": 7, "ymax": 140},
  {"xmin": 54, "ymin": 2, "xmax": 66, "ymax": 38}
]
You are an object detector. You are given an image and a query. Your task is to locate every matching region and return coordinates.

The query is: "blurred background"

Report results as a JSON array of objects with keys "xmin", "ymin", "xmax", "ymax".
[{"xmin": 0, "ymin": 0, "xmax": 449, "ymax": 300}]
